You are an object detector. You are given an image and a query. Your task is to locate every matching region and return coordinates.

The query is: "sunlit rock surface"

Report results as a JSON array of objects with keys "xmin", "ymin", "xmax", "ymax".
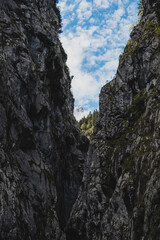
[{"xmin": 68, "ymin": 0, "xmax": 160, "ymax": 239}]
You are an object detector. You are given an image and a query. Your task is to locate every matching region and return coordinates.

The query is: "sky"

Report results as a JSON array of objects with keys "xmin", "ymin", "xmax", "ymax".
[{"xmin": 58, "ymin": 0, "xmax": 140, "ymax": 120}]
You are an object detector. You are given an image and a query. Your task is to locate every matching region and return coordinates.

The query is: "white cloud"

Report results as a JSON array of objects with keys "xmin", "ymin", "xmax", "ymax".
[
  {"xmin": 58, "ymin": 0, "xmax": 139, "ymax": 116},
  {"xmin": 101, "ymin": 60, "xmax": 119, "ymax": 72},
  {"xmin": 127, "ymin": 2, "xmax": 138, "ymax": 16},
  {"xmin": 74, "ymin": 108, "xmax": 92, "ymax": 121},
  {"xmin": 76, "ymin": 0, "xmax": 92, "ymax": 23},
  {"xmin": 90, "ymin": 48, "xmax": 122, "ymax": 63},
  {"xmin": 106, "ymin": 7, "xmax": 125, "ymax": 29},
  {"xmin": 93, "ymin": 0, "xmax": 109, "ymax": 9},
  {"xmin": 72, "ymin": 71, "xmax": 100, "ymax": 103}
]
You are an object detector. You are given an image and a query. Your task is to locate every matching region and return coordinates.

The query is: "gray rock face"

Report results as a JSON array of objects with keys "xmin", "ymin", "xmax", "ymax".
[
  {"xmin": 68, "ymin": 0, "xmax": 160, "ymax": 239},
  {"xmin": 0, "ymin": 0, "xmax": 89, "ymax": 239},
  {"xmin": 2, "ymin": 0, "xmax": 160, "ymax": 239}
]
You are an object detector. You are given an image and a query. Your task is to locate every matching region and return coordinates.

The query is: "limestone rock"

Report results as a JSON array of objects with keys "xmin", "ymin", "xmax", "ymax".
[
  {"xmin": 68, "ymin": 1, "xmax": 160, "ymax": 239},
  {"xmin": 0, "ymin": 0, "xmax": 89, "ymax": 239}
]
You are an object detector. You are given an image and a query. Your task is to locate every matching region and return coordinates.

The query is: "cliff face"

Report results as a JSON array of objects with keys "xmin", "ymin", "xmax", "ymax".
[
  {"xmin": 68, "ymin": 0, "xmax": 160, "ymax": 239},
  {"xmin": 2, "ymin": 0, "xmax": 160, "ymax": 240},
  {"xmin": 0, "ymin": 1, "xmax": 89, "ymax": 239}
]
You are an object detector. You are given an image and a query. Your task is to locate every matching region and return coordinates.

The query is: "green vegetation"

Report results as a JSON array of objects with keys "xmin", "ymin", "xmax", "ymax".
[
  {"xmin": 126, "ymin": 0, "xmax": 143, "ymax": 36},
  {"xmin": 145, "ymin": 22, "xmax": 160, "ymax": 37},
  {"xmin": 123, "ymin": 38, "xmax": 139, "ymax": 56},
  {"xmin": 138, "ymin": 0, "xmax": 143, "ymax": 16},
  {"xmin": 102, "ymin": 88, "xmax": 149, "ymax": 178},
  {"xmin": 120, "ymin": 20, "xmax": 160, "ymax": 60},
  {"xmin": 119, "ymin": 0, "xmax": 160, "ymax": 60},
  {"xmin": 128, "ymin": 88, "xmax": 146, "ymax": 124},
  {"xmin": 78, "ymin": 110, "xmax": 99, "ymax": 138}
]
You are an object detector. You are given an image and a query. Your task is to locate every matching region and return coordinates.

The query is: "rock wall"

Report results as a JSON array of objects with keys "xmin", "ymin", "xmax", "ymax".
[
  {"xmin": 2, "ymin": 0, "xmax": 160, "ymax": 239},
  {"xmin": 68, "ymin": 0, "xmax": 160, "ymax": 239},
  {"xmin": 0, "ymin": 0, "xmax": 89, "ymax": 239}
]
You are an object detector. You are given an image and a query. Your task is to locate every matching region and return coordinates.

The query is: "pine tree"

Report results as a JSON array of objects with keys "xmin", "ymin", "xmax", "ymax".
[{"xmin": 78, "ymin": 110, "xmax": 99, "ymax": 139}]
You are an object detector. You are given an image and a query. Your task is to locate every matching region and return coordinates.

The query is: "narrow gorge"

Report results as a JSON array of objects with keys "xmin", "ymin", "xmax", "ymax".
[{"xmin": 1, "ymin": 0, "xmax": 160, "ymax": 240}]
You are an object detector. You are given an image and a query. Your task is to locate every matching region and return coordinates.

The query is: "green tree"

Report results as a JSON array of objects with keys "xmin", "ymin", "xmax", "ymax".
[
  {"xmin": 81, "ymin": 122, "xmax": 87, "ymax": 131},
  {"xmin": 78, "ymin": 110, "xmax": 99, "ymax": 139}
]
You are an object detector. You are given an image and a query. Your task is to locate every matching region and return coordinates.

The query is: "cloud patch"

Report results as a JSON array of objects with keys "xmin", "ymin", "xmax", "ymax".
[
  {"xmin": 93, "ymin": 0, "xmax": 109, "ymax": 9},
  {"xmin": 58, "ymin": 0, "xmax": 139, "ymax": 119}
]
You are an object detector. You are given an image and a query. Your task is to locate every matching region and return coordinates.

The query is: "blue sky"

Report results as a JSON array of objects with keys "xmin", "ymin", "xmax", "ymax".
[{"xmin": 58, "ymin": 0, "xmax": 140, "ymax": 120}]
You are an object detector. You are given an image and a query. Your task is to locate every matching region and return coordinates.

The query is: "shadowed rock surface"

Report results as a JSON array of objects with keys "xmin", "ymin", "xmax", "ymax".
[{"xmin": 0, "ymin": 0, "xmax": 89, "ymax": 239}]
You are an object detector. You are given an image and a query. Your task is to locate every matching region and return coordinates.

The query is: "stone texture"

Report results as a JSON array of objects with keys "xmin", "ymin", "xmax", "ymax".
[
  {"xmin": 2, "ymin": 0, "xmax": 160, "ymax": 239},
  {"xmin": 0, "ymin": 0, "xmax": 89, "ymax": 239},
  {"xmin": 68, "ymin": 1, "xmax": 160, "ymax": 239}
]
